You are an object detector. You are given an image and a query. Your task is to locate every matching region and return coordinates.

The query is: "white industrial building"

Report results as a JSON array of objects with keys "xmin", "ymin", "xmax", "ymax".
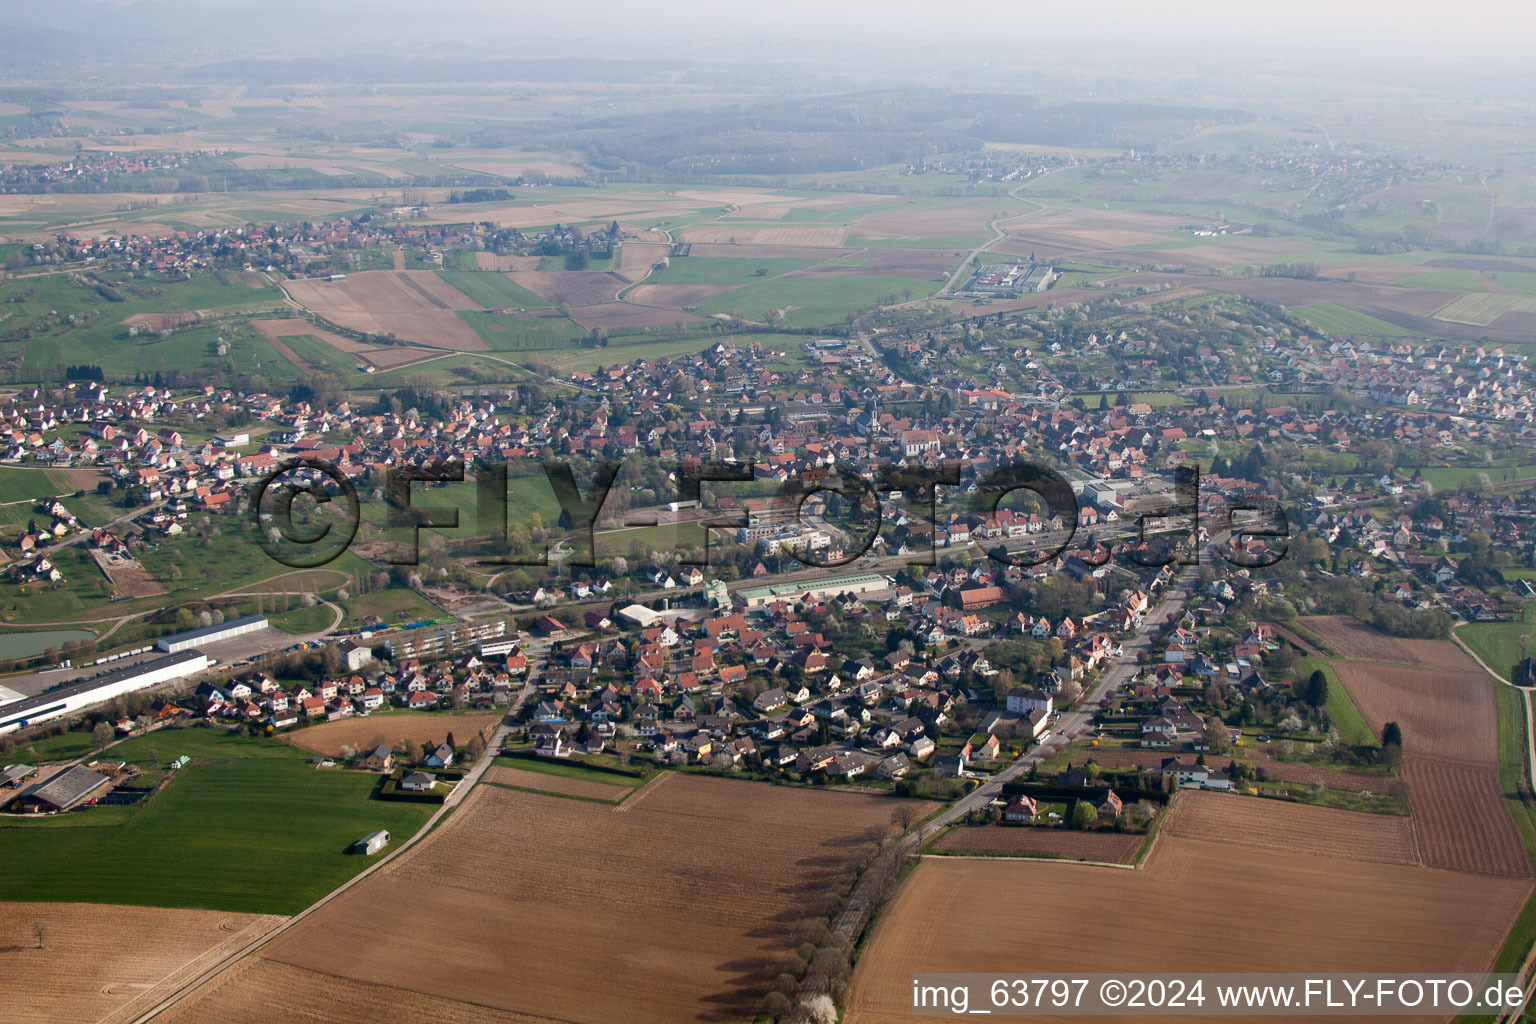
[
  {"xmin": 0, "ymin": 650, "xmax": 210, "ymax": 736},
  {"xmin": 157, "ymin": 614, "xmax": 269, "ymax": 653}
]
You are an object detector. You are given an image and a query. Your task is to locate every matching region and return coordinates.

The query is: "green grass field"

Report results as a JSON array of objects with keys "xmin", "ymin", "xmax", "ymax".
[
  {"xmin": 1394, "ymin": 269, "xmax": 1487, "ymax": 291},
  {"xmin": 0, "ymin": 271, "xmax": 288, "ymax": 379},
  {"xmin": 693, "ymin": 272, "xmax": 939, "ymax": 326},
  {"xmin": 338, "ymin": 587, "xmax": 445, "ymax": 626},
  {"xmin": 1415, "ymin": 464, "xmax": 1536, "ymax": 490},
  {"xmin": 1298, "ymin": 656, "xmax": 1378, "ymax": 747},
  {"xmin": 3, "ymin": 729, "xmax": 104, "ymax": 763},
  {"xmin": 1457, "ymin": 604, "xmax": 1536, "ymax": 681},
  {"xmin": 0, "ymin": 467, "xmax": 79, "ymax": 505},
  {"xmin": 1293, "ymin": 304, "xmax": 1414, "ymax": 337},
  {"xmin": 437, "ymin": 270, "xmax": 550, "ymax": 309},
  {"xmin": 458, "ymin": 310, "xmax": 586, "ymax": 351},
  {"xmin": 644, "ymin": 257, "xmax": 822, "ymax": 286},
  {"xmin": 268, "ymin": 603, "xmax": 336, "ymax": 634},
  {"xmin": 0, "ymin": 726, "xmax": 433, "ymax": 913}
]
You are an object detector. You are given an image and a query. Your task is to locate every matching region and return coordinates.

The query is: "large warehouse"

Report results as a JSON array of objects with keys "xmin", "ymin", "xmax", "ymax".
[
  {"xmin": 0, "ymin": 650, "xmax": 210, "ymax": 736},
  {"xmin": 157, "ymin": 614, "xmax": 269, "ymax": 653},
  {"xmin": 736, "ymin": 572, "xmax": 892, "ymax": 609}
]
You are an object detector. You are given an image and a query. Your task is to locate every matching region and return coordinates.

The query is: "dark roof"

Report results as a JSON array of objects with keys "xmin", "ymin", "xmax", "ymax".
[{"xmin": 18, "ymin": 765, "xmax": 112, "ymax": 811}]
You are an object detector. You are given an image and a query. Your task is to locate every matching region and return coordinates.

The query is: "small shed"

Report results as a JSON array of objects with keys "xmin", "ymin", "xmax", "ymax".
[{"xmin": 353, "ymin": 830, "xmax": 390, "ymax": 856}]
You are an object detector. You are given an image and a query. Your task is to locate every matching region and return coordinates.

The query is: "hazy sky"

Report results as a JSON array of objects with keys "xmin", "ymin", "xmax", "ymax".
[{"xmin": 7, "ymin": 0, "xmax": 1535, "ymax": 70}]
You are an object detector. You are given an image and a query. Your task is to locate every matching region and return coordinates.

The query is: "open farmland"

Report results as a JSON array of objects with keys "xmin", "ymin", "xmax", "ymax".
[
  {"xmin": 678, "ymin": 225, "xmax": 850, "ymax": 247},
  {"xmin": 1432, "ymin": 291, "xmax": 1536, "ymax": 325},
  {"xmin": 1162, "ymin": 790, "xmax": 1419, "ymax": 865},
  {"xmin": 1297, "ymin": 616, "xmax": 1480, "ymax": 670},
  {"xmin": 282, "ymin": 270, "xmax": 487, "ymax": 350},
  {"xmin": 1323, "ymin": 633, "xmax": 1532, "ymax": 876},
  {"xmin": 283, "ymin": 712, "xmax": 502, "ymax": 758},
  {"xmin": 0, "ymin": 902, "xmax": 283, "ymax": 1024},
  {"xmin": 1399, "ymin": 759, "xmax": 1530, "ymax": 876},
  {"xmin": 250, "ymin": 318, "xmax": 434, "ymax": 370},
  {"xmin": 845, "ymin": 834, "xmax": 1532, "ymax": 1024},
  {"xmin": 1329, "ymin": 660, "xmax": 1498, "ymax": 764},
  {"xmin": 0, "ymin": 727, "xmax": 434, "ymax": 914},
  {"xmin": 930, "ymin": 823, "xmax": 1145, "ymax": 863},
  {"xmin": 152, "ymin": 960, "xmax": 548, "ymax": 1024},
  {"xmin": 568, "ymin": 302, "xmax": 703, "ymax": 331},
  {"xmin": 155, "ymin": 776, "xmax": 921, "ymax": 1024},
  {"xmin": 1297, "ymin": 615, "xmax": 1420, "ymax": 662},
  {"xmin": 510, "ymin": 269, "xmax": 626, "ymax": 306},
  {"xmin": 484, "ymin": 764, "xmax": 633, "ymax": 803}
]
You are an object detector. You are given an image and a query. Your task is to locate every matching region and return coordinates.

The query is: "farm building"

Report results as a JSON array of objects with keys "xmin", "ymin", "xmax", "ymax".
[
  {"xmin": 353, "ymin": 830, "xmax": 391, "ymax": 856},
  {"xmin": 10, "ymin": 765, "xmax": 113, "ymax": 813},
  {"xmin": 0, "ymin": 650, "xmax": 210, "ymax": 736},
  {"xmin": 1, "ymin": 763, "xmax": 38, "ymax": 787},
  {"xmin": 157, "ymin": 614, "xmax": 269, "ymax": 653}
]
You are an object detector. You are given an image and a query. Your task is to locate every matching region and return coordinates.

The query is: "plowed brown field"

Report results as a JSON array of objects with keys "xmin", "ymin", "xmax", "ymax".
[
  {"xmin": 0, "ymin": 902, "xmax": 282, "ymax": 1024},
  {"xmin": 679, "ymin": 225, "xmax": 849, "ymax": 247},
  {"xmin": 283, "ymin": 271, "xmax": 486, "ymax": 350},
  {"xmin": 1400, "ymin": 759, "xmax": 1530, "ymax": 876},
  {"xmin": 511, "ymin": 270, "xmax": 625, "ymax": 306},
  {"xmin": 1325, "ymin": 634, "xmax": 1530, "ymax": 877},
  {"xmin": 283, "ymin": 712, "xmax": 500, "ymax": 757},
  {"xmin": 484, "ymin": 764, "xmax": 630, "ymax": 802},
  {"xmin": 1298, "ymin": 616, "xmax": 1473, "ymax": 669},
  {"xmin": 1163, "ymin": 790, "xmax": 1419, "ymax": 866},
  {"xmin": 1330, "ymin": 661, "xmax": 1498, "ymax": 764},
  {"xmin": 153, "ymin": 959, "xmax": 553, "ymax": 1024},
  {"xmin": 157, "ymin": 776, "xmax": 921, "ymax": 1024},
  {"xmin": 931, "ymin": 824, "xmax": 1144, "ymax": 863},
  {"xmin": 845, "ymin": 837, "xmax": 1532, "ymax": 1024},
  {"xmin": 625, "ymin": 282, "xmax": 740, "ymax": 306}
]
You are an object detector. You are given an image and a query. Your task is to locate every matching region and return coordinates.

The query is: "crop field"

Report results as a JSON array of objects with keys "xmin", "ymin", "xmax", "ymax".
[
  {"xmin": 250, "ymin": 318, "xmax": 433, "ymax": 371},
  {"xmin": 484, "ymin": 764, "xmax": 632, "ymax": 803},
  {"xmin": 153, "ymin": 960, "xmax": 546, "ymax": 1024},
  {"xmin": 678, "ymin": 224, "xmax": 850, "ymax": 247},
  {"xmin": 614, "ymin": 240, "xmax": 671, "ymax": 281},
  {"xmin": 508, "ymin": 269, "xmax": 626, "ymax": 306},
  {"xmin": 0, "ymin": 727, "xmax": 433, "ymax": 914},
  {"xmin": 1293, "ymin": 303, "xmax": 1416, "ymax": 336},
  {"xmin": 156, "ymin": 775, "xmax": 920, "ymax": 1024},
  {"xmin": 1322, "ymin": 635, "xmax": 1532, "ymax": 877},
  {"xmin": 1162, "ymin": 791, "xmax": 1419, "ymax": 866},
  {"xmin": 1296, "ymin": 615, "xmax": 1426, "ymax": 664},
  {"xmin": 1329, "ymin": 660, "xmax": 1498, "ymax": 764},
  {"xmin": 0, "ymin": 902, "xmax": 284, "ymax": 1024},
  {"xmin": 1399, "ymin": 759, "xmax": 1530, "ymax": 876},
  {"xmin": 284, "ymin": 712, "xmax": 502, "ymax": 758},
  {"xmin": 845, "ymin": 834, "xmax": 1533, "ymax": 1024},
  {"xmin": 0, "ymin": 467, "xmax": 81, "ymax": 504},
  {"xmin": 282, "ymin": 271, "xmax": 487, "ymax": 350},
  {"xmin": 568, "ymin": 302, "xmax": 703, "ymax": 331},
  {"xmin": 434, "ymin": 270, "xmax": 550, "ymax": 309},
  {"xmin": 1433, "ymin": 291, "xmax": 1536, "ymax": 325},
  {"xmin": 930, "ymin": 823, "xmax": 1145, "ymax": 863}
]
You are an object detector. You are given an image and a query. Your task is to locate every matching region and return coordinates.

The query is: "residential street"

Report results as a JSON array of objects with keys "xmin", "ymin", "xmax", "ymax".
[{"xmin": 817, "ymin": 562, "xmax": 1201, "ymax": 953}]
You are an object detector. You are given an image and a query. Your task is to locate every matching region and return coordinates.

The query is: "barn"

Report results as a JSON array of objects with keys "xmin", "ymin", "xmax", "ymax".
[
  {"xmin": 11, "ymin": 765, "xmax": 113, "ymax": 813},
  {"xmin": 353, "ymin": 830, "xmax": 391, "ymax": 856}
]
